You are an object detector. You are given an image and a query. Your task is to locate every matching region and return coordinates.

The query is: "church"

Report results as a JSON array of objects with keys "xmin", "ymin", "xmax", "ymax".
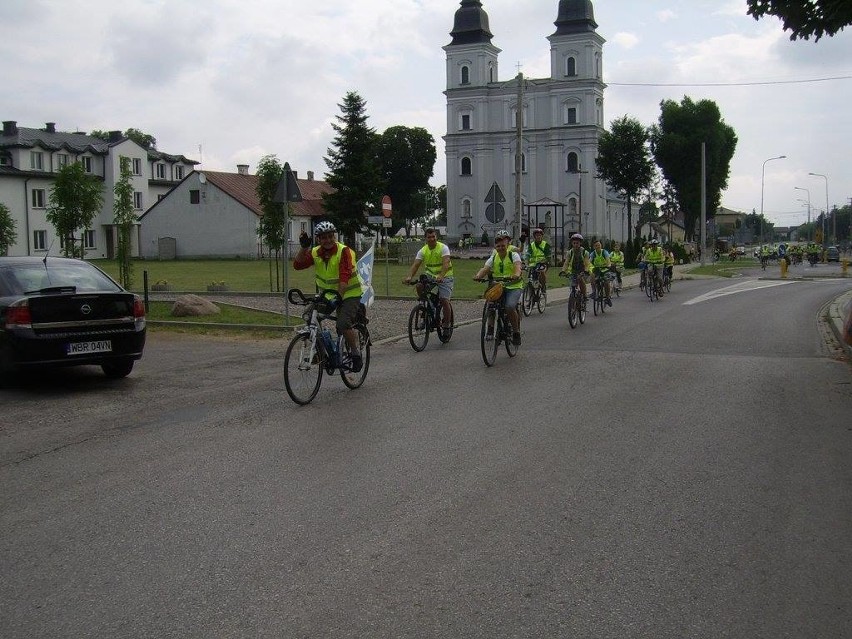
[{"xmin": 443, "ymin": 0, "xmax": 611, "ymax": 252}]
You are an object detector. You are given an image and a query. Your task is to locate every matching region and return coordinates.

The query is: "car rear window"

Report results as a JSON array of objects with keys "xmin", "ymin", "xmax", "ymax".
[{"xmin": 0, "ymin": 262, "xmax": 122, "ymax": 295}]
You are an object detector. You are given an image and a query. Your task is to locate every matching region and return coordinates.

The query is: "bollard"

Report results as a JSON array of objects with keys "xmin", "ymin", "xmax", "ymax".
[
  {"xmin": 843, "ymin": 258, "xmax": 849, "ymax": 277},
  {"xmin": 780, "ymin": 257, "xmax": 788, "ymax": 279}
]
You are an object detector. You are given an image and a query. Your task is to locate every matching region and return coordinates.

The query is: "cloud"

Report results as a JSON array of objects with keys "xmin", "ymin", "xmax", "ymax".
[
  {"xmin": 657, "ymin": 10, "xmax": 676, "ymax": 23},
  {"xmin": 613, "ymin": 32, "xmax": 640, "ymax": 49}
]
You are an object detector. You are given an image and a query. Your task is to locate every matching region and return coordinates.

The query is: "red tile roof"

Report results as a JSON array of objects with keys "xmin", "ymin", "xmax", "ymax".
[{"xmin": 202, "ymin": 170, "xmax": 332, "ymax": 218}]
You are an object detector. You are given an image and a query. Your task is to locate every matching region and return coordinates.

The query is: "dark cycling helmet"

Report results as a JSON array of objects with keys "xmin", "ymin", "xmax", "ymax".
[
  {"xmin": 571, "ymin": 233, "xmax": 583, "ymax": 241},
  {"xmin": 533, "ymin": 227, "xmax": 544, "ymax": 235},
  {"xmin": 495, "ymin": 229, "xmax": 511, "ymax": 240},
  {"xmin": 314, "ymin": 221, "xmax": 336, "ymax": 236}
]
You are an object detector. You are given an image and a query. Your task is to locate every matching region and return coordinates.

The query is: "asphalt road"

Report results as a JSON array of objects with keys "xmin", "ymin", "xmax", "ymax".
[{"xmin": 1, "ymin": 273, "xmax": 850, "ymax": 638}]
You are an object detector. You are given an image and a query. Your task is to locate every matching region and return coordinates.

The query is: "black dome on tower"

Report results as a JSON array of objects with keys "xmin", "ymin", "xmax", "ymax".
[
  {"xmin": 449, "ymin": 0, "xmax": 494, "ymax": 45},
  {"xmin": 553, "ymin": 0, "xmax": 597, "ymax": 35}
]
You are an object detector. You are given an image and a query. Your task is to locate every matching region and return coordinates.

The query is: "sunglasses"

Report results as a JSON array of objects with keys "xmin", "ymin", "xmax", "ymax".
[{"xmin": 317, "ymin": 233, "xmax": 334, "ymax": 239}]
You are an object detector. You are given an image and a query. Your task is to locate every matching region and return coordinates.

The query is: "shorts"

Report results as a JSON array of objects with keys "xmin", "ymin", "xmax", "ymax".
[
  {"xmin": 503, "ymin": 287, "xmax": 523, "ymax": 309},
  {"xmin": 335, "ymin": 297, "xmax": 362, "ymax": 333},
  {"xmin": 436, "ymin": 277, "xmax": 454, "ymax": 300}
]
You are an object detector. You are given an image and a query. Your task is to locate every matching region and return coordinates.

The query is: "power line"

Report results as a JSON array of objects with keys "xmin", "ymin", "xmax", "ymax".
[{"xmin": 608, "ymin": 75, "xmax": 852, "ymax": 87}]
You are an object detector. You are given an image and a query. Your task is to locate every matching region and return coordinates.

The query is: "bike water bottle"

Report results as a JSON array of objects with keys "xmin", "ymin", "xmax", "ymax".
[{"xmin": 321, "ymin": 329, "xmax": 335, "ymax": 360}]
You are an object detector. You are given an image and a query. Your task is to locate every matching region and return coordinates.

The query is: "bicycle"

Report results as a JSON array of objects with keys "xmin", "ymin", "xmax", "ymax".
[
  {"xmin": 638, "ymin": 262, "xmax": 647, "ymax": 292},
  {"xmin": 662, "ymin": 266, "xmax": 672, "ymax": 293},
  {"xmin": 283, "ymin": 288, "xmax": 371, "ymax": 405},
  {"xmin": 406, "ymin": 274, "xmax": 454, "ymax": 352},
  {"xmin": 610, "ymin": 266, "xmax": 622, "ymax": 298},
  {"xmin": 521, "ymin": 263, "xmax": 548, "ymax": 317},
  {"xmin": 591, "ymin": 268, "xmax": 611, "ymax": 316},
  {"xmin": 475, "ymin": 277, "xmax": 521, "ymax": 366},
  {"xmin": 558, "ymin": 271, "xmax": 587, "ymax": 329},
  {"xmin": 645, "ymin": 264, "xmax": 664, "ymax": 301},
  {"xmin": 760, "ymin": 254, "xmax": 769, "ymax": 271}
]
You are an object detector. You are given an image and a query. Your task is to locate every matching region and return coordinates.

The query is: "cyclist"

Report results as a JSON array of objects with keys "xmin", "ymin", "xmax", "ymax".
[
  {"xmin": 664, "ymin": 245, "xmax": 675, "ymax": 283},
  {"xmin": 588, "ymin": 240, "xmax": 613, "ymax": 306},
  {"xmin": 474, "ymin": 229, "xmax": 523, "ymax": 345},
  {"xmin": 609, "ymin": 242, "xmax": 625, "ymax": 290},
  {"xmin": 403, "ymin": 227, "xmax": 454, "ymax": 329},
  {"xmin": 524, "ymin": 227, "xmax": 552, "ymax": 290},
  {"xmin": 293, "ymin": 221, "xmax": 364, "ymax": 372},
  {"xmin": 558, "ymin": 233, "xmax": 592, "ymax": 300},
  {"xmin": 644, "ymin": 238, "xmax": 666, "ymax": 295}
]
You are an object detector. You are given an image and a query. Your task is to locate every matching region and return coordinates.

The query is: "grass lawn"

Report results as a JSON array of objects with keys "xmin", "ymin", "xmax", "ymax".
[
  {"xmin": 685, "ymin": 258, "xmax": 759, "ymax": 277},
  {"xmin": 93, "ymin": 256, "xmax": 571, "ymax": 299},
  {"xmin": 145, "ymin": 300, "xmax": 287, "ymax": 338}
]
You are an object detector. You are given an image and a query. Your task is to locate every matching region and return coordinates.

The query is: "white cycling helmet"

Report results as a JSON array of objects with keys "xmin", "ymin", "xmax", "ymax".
[
  {"xmin": 651, "ymin": 238, "xmax": 660, "ymax": 245},
  {"xmin": 571, "ymin": 233, "xmax": 583, "ymax": 241},
  {"xmin": 314, "ymin": 221, "xmax": 336, "ymax": 236},
  {"xmin": 495, "ymin": 229, "xmax": 511, "ymax": 240}
]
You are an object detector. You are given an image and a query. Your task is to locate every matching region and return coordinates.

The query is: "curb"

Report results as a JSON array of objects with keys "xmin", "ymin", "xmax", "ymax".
[{"xmin": 826, "ymin": 290, "xmax": 852, "ymax": 359}]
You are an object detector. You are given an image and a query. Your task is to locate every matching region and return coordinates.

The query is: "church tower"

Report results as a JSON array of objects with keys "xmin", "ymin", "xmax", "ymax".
[{"xmin": 444, "ymin": 1, "xmax": 609, "ymax": 249}]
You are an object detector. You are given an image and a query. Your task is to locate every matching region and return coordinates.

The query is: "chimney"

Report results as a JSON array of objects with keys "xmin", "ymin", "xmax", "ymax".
[
  {"xmin": 307, "ymin": 170, "xmax": 314, "ymax": 181},
  {"xmin": 2, "ymin": 121, "xmax": 18, "ymax": 136},
  {"xmin": 45, "ymin": 122, "xmax": 56, "ymax": 133},
  {"xmin": 108, "ymin": 130, "xmax": 123, "ymax": 143},
  {"xmin": 292, "ymin": 170, "xmax": 298, "ymax": 179},
  {"xmin": 237, "ymin": 164, "xmax": 249, "ymax": 175}
]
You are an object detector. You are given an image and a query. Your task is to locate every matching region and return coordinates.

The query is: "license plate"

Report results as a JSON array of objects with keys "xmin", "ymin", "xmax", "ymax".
[{"xmin": 66, "ymin": 340, "xmax": 112, "ymax": 355}]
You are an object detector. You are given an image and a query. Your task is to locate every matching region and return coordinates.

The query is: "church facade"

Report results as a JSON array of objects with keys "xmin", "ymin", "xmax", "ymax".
[{"xmin": 443, "ymin": 0, "xmax": 609, "ymax": 250}]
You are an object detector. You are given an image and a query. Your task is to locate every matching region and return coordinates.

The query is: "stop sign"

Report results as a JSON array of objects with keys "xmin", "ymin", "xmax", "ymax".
[{"xmin": 381, "ymin": 195, "xmax": 392, "ymax": 218}]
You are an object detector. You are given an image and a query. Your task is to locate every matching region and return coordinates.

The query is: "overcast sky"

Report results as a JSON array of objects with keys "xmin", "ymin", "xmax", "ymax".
[{"xmin": 2, "ymin": 0, "xmax": 850, "ymax": 227}]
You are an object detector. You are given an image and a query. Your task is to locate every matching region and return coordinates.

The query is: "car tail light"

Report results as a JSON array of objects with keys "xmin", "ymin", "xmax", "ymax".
[
  {"xmin": 132, "ymin": 295, "xmax": 146, "ymax": 331},
  {"xmin": 5, "ymin": 300, "xmax": 32, "ymax": 329}
]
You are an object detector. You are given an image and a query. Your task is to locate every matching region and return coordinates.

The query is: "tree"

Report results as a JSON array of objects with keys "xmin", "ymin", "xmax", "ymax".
[
  {"xmin": 747, "ymin": 0, "xmax": 851, "ymax": 41},
  {"xmin": 0, "ymin": 202, "xmax": 17, "ymax": 256},
  {"xmin": 255, "ymin": 155, "xmax": 288, "ymax": 291},
  {"xmin": 47, "ymin": 162, "xmax": 104, "ymax": 258},
  {"xmin": 435, "ymin": 185, "xmax": 448, "ymax": 226},
  {"xmin": 323, "ymin": 91, "xmax": 383, "ymax": 246},
  {"xmin": 113, "ymin": 157, "xmax": 136, "ymax": 288},
  {"xmin": 375, "ymin": 126, "xmax": 436, "ymax": 233},
  {"xmin": 90, "ymin": 128, "xmax": 157, "ymax": 149},
  {"xmin": 651, "ymin": 97, "xmax": 737, "ymax": 242},
  {"xmin": 595, "ymin": 116, "xmax": 655, "ymax": 244}
]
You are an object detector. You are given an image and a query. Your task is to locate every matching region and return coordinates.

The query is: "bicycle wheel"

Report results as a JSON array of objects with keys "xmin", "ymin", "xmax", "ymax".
[
  {"xmin": 340, "ymin": 324, "xmax": 370, "ymax": 389},
  {"xmin": 599, "ymin": 283, "xmax": 607, "ymax": 314},
  {"xmin": 646, "ymin": 273, "xmax": 654, "ymax": 300},
  {"xmin": 578, "ymin": 292, "xmax": 586, "ymax": 324},
  {"xmin": 284, "ymin": 332, "xmax": 323, "ymax": 405},
  {"xmin": 665, "ymin": 274, "xmax": 671, "ymax": 293},
  {"xmin": 436, "ymin": 302, "xmax": 454, "ymax": 343},
  {"xmin": 521, "ymin": 283, "xmax": 534, "ymax": 316},
  {"xmin": 504, "ymin": 312, "xmax": 519, "ymax": 357},
  {"xmin": 639, "ymin": 272, "xmax": 646, "ymax": 292},
  {"xmin": 537, "ymin": 284, "xmax": 547, "ymax": 314},
  {"xmin": 480, "ymin": 304, "xmax": 499, "ymax": 366},
  {"xmin": 568, "ymin": 290, "xmax": 578, "ymax": 329},
  {"xmin": 593, "ymin": 282, "xmax": 602, "ymax": 316},
  {"xmin": 407, "ymin": 305, "xmax": 429, "ymax": 352}
]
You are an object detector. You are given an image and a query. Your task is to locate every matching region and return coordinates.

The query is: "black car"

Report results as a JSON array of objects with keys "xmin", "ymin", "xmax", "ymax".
[
  {"xmin": 826, "ymin": 246, "xmax": 840, "ymax": 263},
  {"xmin": 0, "ymin": 256, "xmax": 146, "ymax": 378}
]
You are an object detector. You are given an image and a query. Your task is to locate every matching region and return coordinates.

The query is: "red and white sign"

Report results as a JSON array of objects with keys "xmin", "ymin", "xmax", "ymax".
[{"xmin": 381, "ymin": 195, "xmax": 393, "ymax": 218}]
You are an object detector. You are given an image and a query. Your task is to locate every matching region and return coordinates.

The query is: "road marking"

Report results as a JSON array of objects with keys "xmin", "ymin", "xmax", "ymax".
[{"xmin": 683, "ymin": 279, "xmax": 797, "ymax": 305}]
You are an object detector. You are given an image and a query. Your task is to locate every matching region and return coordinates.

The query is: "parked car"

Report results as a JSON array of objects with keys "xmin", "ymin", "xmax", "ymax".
[
  {"xmin": 0, "ymin": 257, "xmax": 146, "ymax": 378},
  {"xmin": 826, "ymin": 246, "xmax": 840, "ymax": 262},
  {"xmin": 736, "ymin": 245, "xmax": 745, "ymax": 255}
]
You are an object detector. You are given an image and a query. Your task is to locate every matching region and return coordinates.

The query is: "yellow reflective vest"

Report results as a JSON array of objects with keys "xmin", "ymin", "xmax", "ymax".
[{"xmin": 312, "ymin": 242, "xmax": 363, "ymax": 300}]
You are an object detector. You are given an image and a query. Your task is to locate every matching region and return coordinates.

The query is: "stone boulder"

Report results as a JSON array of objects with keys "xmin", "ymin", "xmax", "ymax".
[{"xmin": 171, "ymin": 294, "xmax": 221, "ymax": 317}]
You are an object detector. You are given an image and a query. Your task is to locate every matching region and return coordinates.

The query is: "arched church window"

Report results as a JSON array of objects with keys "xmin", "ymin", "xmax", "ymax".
[
  {"xmin": 566, "ymin": 56, "xmax": 576, "ymax": 77},
  {"xmin": 461, "ymin": 157, "xmax": 472, "ymax": 176},
  {"xmin": 567, "ymin": 152, "xmax": 579, "ymax": 173},
  {"xmin": 461, "ymin": 65, "xmax": 470, "ymax": 85}
]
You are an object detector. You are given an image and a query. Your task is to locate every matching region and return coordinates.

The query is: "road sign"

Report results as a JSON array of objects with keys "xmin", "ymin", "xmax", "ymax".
[
  {"xmin": 367, "ymin": 216, "xmax": 385, "ymax": 225},
  {"xmin": 381, "ymin": 195, "xmax": 393, "ymax": 218},
  {"xmin": 485, "ymin": 182, "xmax": 506, "ymax": 203},
  {"xmin": 273, "ymin": 162, "xmax": 303, "ymax": 204},
  {"xmin": 382, "ymin": 218, "xmax": 392, "ymax": 228}
]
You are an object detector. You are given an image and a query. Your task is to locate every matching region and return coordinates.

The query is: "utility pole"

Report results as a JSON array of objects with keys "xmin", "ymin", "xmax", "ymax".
[{"xmin": 513, "ymin": 72, "xmax": 523, "ymax": 241}]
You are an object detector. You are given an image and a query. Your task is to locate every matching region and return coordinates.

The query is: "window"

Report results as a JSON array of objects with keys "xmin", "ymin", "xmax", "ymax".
[
  {"xmin": 462, "ymin": 200, "xmax": 472, "ymax": 218},
  {"xmin": 84, "ymin": 230, "xmax": 96, "ymax": 249},
  {"xmin": 489, "ymin": 64, "xmax": 494, "ymax": 83},
  {"xmin": 175, "ymin": 166, "xmax": 184, "ymax": 180},
  {"xmin": 0, "ymin": 155, "xmax": 9, "ymax": 166},
  {"xmin": 31, "ymin": 152, "xmax": 44, "ymax": 170},
  {"xmin": 461, "ymin": 65, "xmax": 470, "ymax": 85},
  {"xmin": 566, "ymin": 107, "xmax": 577, "ymax": 124},
  {"xmin": 82, "ymin": 156, "xmax": 93, "ymax": 173},
  {"xmin": 460, "ymin": 157, "xmax": 472, "ymax": 176},
  {"xmin": 132, "ymin": 158, "xmax": 142, "ymax": 175},
  {"xmin": 133, "ymin": 192, "xmax": 143, "ymax": 210},
  {"xmin": 567, "ymin": 152, "xmax": 579, "ymax": 173},
  {"xmin": 156, "ymin": 163, "xmax": 166, "ymax": 179},
  {"xmin": 56, "ymin": 153, "xmax": 69, "ymax": 169},
  {"xmin": 566, "ymin": 57, "xmax": 577, "ymax": 77},
  {"xmin": 33, "ymin": 230, "xmax": 47, "ymax": 251},
  {"xmin": 31, "ymin": 189, "xmax": 46, "ymax": 208},
  {"xmin": 511, "ymin": 106, "xmax": 528, "ymax": 128},
  {"xmin": 190, "ymin": 189, "xmax": 200, "ymax": 204},
  {"xmin": 461, "ymin": 114, "xmax": 471, "ymax": 131}
]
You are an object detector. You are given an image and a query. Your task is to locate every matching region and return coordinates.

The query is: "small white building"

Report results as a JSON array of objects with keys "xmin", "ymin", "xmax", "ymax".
[{"xmin": 139, "ymin": 167, "xmax": 332, "ymax": 259}]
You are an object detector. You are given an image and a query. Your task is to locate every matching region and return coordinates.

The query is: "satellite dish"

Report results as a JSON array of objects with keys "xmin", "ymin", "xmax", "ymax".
[{"xmin": 198, "ymin": 172, "xmax": 206, "ymax": 184}]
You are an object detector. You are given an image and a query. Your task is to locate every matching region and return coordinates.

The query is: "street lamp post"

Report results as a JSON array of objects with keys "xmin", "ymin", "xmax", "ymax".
[
  {"xmin": 808, "ymin": 172, "xmax": 830, "ymax": 246},
  {"xmin": 760, "ymin": 155, "xmax": 786, "ymax": 246},
  {"xmin": 794, "ymin": 187, "xmax": 811, "ymax": 242}
]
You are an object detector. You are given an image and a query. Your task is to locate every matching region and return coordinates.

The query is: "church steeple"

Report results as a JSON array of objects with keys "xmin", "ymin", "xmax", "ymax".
[
  {"xmin": 448, "ymin": 0, "xmax": 494, "ymax": 45},
  {"xmin": 553, "ymin": 0, "xmax": 598, "ymax": 35}
]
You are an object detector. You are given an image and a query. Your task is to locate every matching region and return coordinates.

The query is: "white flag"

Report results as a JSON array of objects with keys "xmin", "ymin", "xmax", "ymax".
[{"xmin": 356, "ymin": 240, "xmax": 376, "ymax": 307}]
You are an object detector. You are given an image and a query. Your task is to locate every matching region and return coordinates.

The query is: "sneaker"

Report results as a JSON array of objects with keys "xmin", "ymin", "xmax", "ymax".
[
  {"xmin": 512, "ymin": 332, "xmax": 521, "ymax": 346},
  {"xmin": 349, "ymin": 353, "xmax": 363, "ymax": 373},
  {"xmin": 606, "ymin": 297, "xmax": 612, "ymax": 307}
]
